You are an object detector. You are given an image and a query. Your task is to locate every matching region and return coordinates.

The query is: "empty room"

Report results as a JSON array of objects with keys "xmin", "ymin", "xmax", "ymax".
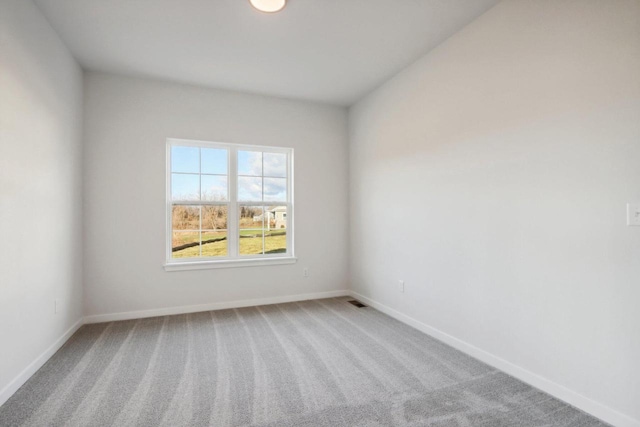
[{"xmin": 1, "ymin": 0, "xmax": 639, "ymax": 426}]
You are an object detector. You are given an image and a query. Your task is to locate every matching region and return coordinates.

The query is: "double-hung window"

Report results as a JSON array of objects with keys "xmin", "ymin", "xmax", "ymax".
[{"xmin": 165, "ymin": 138, "xmax": 294, "ymax": 270}]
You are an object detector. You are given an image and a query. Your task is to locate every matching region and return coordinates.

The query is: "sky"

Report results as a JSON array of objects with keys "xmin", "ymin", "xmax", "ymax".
[{"xmin": 171, "ymin": 146, "xmax": 287, "ymax": 202}]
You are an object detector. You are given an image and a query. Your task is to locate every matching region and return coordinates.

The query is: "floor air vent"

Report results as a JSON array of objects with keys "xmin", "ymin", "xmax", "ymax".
[{"xmin": 348, "ymin": 300, "xmax": 367, "ymax": 308}]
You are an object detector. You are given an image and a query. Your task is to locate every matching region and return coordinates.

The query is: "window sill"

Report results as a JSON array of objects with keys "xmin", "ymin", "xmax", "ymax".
[{"xmin": 164, "ymin": 257, "xmax": 297, "ymax": 272}]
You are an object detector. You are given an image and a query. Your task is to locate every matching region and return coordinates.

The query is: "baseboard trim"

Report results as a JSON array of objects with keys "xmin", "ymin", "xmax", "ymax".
[
  {"xmin": 0, "ymin": 318, "xmax": 84, "ymax": 407},
  {"xmin": 349, "ymin": 291, "xmax": 639, "ymax": 427},
  {"xmin": 84, "ymin": 290, "xmax": 351, "ymax": 324}
]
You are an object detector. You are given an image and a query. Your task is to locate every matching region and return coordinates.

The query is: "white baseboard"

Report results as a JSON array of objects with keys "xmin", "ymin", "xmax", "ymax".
[
  {"xmin": 0, "ymin": 318, "xmax": 84, "ymax": 407},
  {"xmin": 349, "ymin": 291, "xmax": 639, "ymax": 427},
  {"xmin": 84, "ymin": 289, "xmax": 351, "ymax": 324}
]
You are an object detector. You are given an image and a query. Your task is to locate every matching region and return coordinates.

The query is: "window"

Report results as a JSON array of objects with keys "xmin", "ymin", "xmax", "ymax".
[{"xmin": 165, "ymin": 139, "xmax": 294, "ymax": 270}]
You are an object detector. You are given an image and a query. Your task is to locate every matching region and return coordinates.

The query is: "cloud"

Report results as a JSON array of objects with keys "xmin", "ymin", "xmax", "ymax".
[
  {"xmin": 237, "ymin": 177, "xmax": 287, "ymax": 202},
  {"xmin": 264, "ymin": 178, "xmax": 286, "ymax": 201},
  {"xmin": 238, "ymin": 176, "xmax": 262, "ymax": 201},
  {"xmin": 239, "ymin": 151, "xmax": 287, "ymax": 178},
  {"xmin": 264, "ymin": 153, "xmax": 287, "ymax": 177},
  {"xmin": 239, "ymin": 151, "xmax": 262, "ymax": 176},
  {"xmin": 237, "ymin": 150, "xmax": 287, "ymax": 202}
]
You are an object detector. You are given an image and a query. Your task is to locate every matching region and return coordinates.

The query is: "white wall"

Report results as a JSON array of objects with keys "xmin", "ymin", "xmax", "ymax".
[
  {"xmin": 83, "ymin": 72, "xmax": 349, "ymax": 318},
  {"xmin": 349, "ymin": 0, "xmax": 640, "ymax": 425},
  {"xmin": 0, "ymin": 0, "xmax": 84, "ymax": 403}
]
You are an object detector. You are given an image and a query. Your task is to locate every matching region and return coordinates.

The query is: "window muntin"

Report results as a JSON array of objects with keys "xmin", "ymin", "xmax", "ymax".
[{"xmin": 167, "ymin": 139, "xmax": 293, "ymax": 265}]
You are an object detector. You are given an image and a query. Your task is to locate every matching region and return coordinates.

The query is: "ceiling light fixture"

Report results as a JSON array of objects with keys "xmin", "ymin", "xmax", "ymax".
[{"xmin": 249, "ymin": 0, "xmax": 286, "ymax": 13}]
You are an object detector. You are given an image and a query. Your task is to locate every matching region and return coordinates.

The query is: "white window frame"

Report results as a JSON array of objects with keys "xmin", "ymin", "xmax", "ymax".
[{"xmin": 164, "ymin": 138, "xmax": 295, "ymax": 271}]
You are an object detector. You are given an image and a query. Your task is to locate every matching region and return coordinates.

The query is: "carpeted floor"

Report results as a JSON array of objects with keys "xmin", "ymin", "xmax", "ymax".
[{"xmin": 0, "ymin": 297, "xmax": 608, "ymax": 427}]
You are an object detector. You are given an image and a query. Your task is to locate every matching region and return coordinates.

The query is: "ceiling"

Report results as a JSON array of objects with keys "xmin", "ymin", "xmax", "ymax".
[{"xmin": 34, "ymin": 0, "xmax": 498, "ymax": 106}]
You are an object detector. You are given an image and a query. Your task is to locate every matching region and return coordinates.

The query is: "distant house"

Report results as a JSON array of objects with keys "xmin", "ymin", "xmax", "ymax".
[
  {"xmin": 252, "ymin": 212, "xmax": 274, "ymax": 222},
  {"xmin": 268, "ymin": 206, "xmax": 287, "ymax": 229},
  {"xmin": 251, "ymin": 207, "xmax": 286, "ymax": 229}
]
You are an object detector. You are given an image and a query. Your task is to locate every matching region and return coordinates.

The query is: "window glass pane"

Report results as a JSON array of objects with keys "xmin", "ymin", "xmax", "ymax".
[
  {"xmin": 263, "ymin": 152, "xmax": 287, "ymax": 178},
  {"xmin": 238, "ymin": 176, "xmax": 262, "ymax": 201},
  {"xmin": 171, "ymin": 146, "xmax": 199, "ymax": 173},
  {"xmin": 202, "ymin": 205, "xmax": 228, "ymax": 230},
  {"xmin": 263, "ymin": 177, "xmax": 287, "ymax": 202},
  {"xmin": 172, "ymin": 205, "xmax": 200, "ymax": 230},
  {"xmin": 201, "ymin": 148, "xmax": 227, "ymax": 175},
  {"xmin": 238, "ymin": 151, "xmax": 262, "ymax": 176},
  {"xmin": 200, "ymin": 230, "xmax": 228, "ymax": 257},
  {"xmin": 172, "ymin": 205, "xmax": 200, "ymax": 258},
  {"xmin": 239, "ymin": 206, "xmax": 264, "ymax": 255},
  {"xmin": 265, "ymin": 206, "xmax": 287, "ymax": 254},
  {"xmin": 202, "ymin": 206, "xmax": 228, "ymax": 257},
  {"xmin": 172, "ymin": 232, "xmax": 201, "ymax": 258},
  {"xmin": 172, "ymin": 173, "xmax": 200, "ymax": 201},
  {"xmin": 201, "ymin": 175, "xmax": 228, "ymax": 201}
]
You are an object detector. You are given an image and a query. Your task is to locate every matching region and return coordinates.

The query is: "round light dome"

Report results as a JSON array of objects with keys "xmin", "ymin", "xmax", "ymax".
[{"xmin": 249, "ymin": 0, "xmax": 287, "ymax": 13}]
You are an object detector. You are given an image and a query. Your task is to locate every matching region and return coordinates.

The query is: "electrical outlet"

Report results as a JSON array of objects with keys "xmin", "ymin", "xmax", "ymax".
[
  {"xmin": 398, "ymin": 280, "xmax": 405, "ymax": 293},
  {"xmin": 628, "ymin": 203, "xmax": 640, "ymax": 226},
  {"xmin": 54, "ymin": 298, "xmax": 61, "ymax": 314},
  {"xmin": 303, "ymin": 268, "xmax": 309, "ymax": 278}
]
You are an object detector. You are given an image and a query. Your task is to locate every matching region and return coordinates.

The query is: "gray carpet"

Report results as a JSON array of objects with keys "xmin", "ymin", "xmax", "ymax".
[{"xmin": 0, "ymin": 297, "xmax": 608, "ymax": 427}]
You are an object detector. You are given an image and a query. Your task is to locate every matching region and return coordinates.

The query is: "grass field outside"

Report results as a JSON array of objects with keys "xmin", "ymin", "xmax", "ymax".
[{"xmin": 172, "ymin": 229, "xmax": 286, "ymax": 258}]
